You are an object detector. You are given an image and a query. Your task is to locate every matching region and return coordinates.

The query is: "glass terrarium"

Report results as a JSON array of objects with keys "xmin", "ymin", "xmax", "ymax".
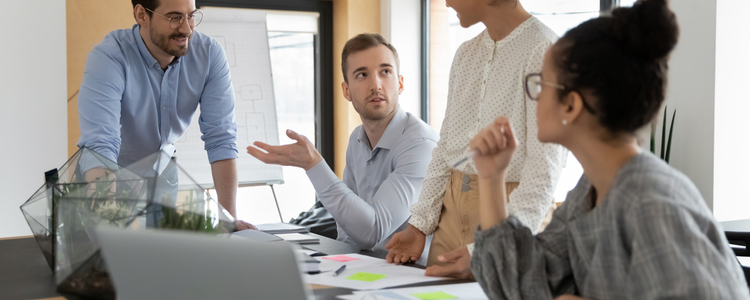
[
  {"xmin": 20, "ymin": 148, "xmax": 236, "ymax": 299},
  {"xmin": 19, "ymin": 147, "xmax": 145, "ymax": 272}
]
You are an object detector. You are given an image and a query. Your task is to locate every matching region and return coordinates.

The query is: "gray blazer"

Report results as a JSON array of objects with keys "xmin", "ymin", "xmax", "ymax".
[{"xmin": 471, "ymin": 152, "xmax": 749, "ymax": 300}]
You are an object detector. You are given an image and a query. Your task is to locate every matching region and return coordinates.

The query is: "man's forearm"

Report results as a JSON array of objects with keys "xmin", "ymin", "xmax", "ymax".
[{"xmin": 211, "ymin": 158, "xmax": 238, "ymax": 218}]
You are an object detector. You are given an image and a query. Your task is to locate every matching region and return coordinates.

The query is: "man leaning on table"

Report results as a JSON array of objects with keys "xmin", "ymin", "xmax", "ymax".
[
  {"xmin": 248, "ymin": 33, "xmax": 439, "ymax": 253},
  {"xmin": 76, "ymin": 0, "xmax": 255, "ymax": 230}
]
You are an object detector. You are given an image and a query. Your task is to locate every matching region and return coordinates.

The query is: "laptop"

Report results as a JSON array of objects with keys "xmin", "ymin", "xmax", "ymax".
[{"xmin": 96, "ymin": 228, "xmax": 313, "ymax": 300}]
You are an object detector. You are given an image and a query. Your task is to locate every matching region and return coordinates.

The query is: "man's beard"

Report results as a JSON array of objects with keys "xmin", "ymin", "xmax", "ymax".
[
  {"xmin": 352, "ymin": 91, "xmax": 397, "ymax": 121},
  {"xmin": 150, "ymin": 28, "xmax": 190, "ymax": 57}
]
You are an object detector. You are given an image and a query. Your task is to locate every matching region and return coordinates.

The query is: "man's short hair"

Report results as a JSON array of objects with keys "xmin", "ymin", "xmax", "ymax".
[
  {"xmin": 132, "ymin": 0, "xmax": 160, "ymax": 17},
  {"xmin": 341, "ymin": 33, "xmax": 400, "ymax": 83}
]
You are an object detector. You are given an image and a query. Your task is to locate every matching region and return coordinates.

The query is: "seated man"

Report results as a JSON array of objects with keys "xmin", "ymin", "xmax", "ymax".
[{"xmin": 247, "ymin": 33, "xmax": 438, "ymax": 252}]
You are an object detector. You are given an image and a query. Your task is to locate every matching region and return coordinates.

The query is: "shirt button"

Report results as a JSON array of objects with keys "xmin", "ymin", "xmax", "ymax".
[{"xmin": 162, "ymin": 105, "xmax": 167, "ymax": 111}]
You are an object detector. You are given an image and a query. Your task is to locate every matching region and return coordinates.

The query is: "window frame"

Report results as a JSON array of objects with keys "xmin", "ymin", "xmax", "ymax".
[
  {"xmin": 196, "ymin": 0, "xmax": 335, "ymax": 172},
  {"xmin": 418, "ymin": 0, "xmax": 621, "ymax": 125}
]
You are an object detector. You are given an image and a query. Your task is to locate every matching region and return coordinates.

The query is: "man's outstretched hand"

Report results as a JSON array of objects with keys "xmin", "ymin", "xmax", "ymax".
[
  {"xmin": 424, "ymin": 245, "xmax": 473, "ymax": 279},
  {"xmin": 386, "ymin": 224, "xmax": 426, "ymax": 264},
  {"xmin": 247, "ymin": 129, "xmax": 322, "ymax": 171}
]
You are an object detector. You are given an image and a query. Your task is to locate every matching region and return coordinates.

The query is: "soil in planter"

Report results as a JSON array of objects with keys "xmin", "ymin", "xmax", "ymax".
[
  {"xmin": 35, "ymin": 234, "xmax": 54, "ymax": 270},
  {"xmin": 56, "ymin": 251, "xmax": 115, "ymax": 300}
]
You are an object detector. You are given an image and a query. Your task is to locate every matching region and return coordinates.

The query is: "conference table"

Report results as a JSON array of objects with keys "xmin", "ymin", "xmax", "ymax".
[
  {"xmin": 6, "ymin": 219, "xmax": 747, "ymax": 299},
  {"xmin": 0, "ymin": 232, "xmax": 468, "ymax": 300}
]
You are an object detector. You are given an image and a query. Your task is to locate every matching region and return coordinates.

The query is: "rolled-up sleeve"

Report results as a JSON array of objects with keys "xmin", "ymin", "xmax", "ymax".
[
  {"xmin": 307, "ymin": 137, "xmax": 437, "ymax": 250},
  {"xmin": 507, "ymin": 42, "xmax": 566, "ymax": 234},
  {"xmin": 471, "ymin": 206, "xmax": 575, "ymax": 300},
  {"xmin": 77, "ymin": 42, "xmax": 126, "ymax": 171},
  {"xmin": 408, "ymin": 44, "xmax": 467, "ymax": 236},
  {"xmin": 199, "ymin": 40, "xmax": 238, "ymax": 163}
]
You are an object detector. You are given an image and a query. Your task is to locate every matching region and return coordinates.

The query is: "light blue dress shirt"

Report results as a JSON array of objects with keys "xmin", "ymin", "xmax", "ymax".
[
  {"xmin": 306, "ymin": 106, "xmax": 439, "ymax": 251},
  {"xmin": 77, "ymin": 24, "xmax": 238, "ymax": 173}
]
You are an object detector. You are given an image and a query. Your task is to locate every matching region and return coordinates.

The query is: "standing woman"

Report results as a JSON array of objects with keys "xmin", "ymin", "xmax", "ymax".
[
  {"xmin": 469, "ymin": 0, "xmax": 750, "ymax": 299},
  {"xmin": 387, "ymin": 0, "xmax": 567, "ymax": 278}
]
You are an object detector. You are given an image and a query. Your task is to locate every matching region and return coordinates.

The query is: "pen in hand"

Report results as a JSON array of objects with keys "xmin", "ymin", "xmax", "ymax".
[
  {"xmin": 452, "ymin": 150, "xmax": 477, "ymax": 169},
  {"xmin": 332, "ymin": 265, "xmax": 346, "ymax": 277}
]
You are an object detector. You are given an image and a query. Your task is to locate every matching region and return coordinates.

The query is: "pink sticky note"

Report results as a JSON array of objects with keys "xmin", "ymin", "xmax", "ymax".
[{"xmin": 321, "ymin": 255, "xmax": 360, "ymax": 262}]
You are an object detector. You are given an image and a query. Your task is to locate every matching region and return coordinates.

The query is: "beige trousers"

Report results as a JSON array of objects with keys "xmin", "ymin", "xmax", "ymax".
[{"xmin": 426, "ymin": 170, "xmax": 555, "ymax": 266}]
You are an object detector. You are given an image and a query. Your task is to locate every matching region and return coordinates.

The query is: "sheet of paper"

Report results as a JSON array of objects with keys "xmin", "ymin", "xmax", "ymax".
[
  {"xmin": 338, "ymin": 282, "xmax": 488, "ymax": 300},
  {"xmin": 322, "ymin": 255, "xmax": 361, "ymax": 262},
  {"xmin": 300, "ymin": 249, "xmax": 322, "ymax": 256},
  {"xmin": 256, "ymin": 222, "xmax": 309, "ymax": 234},
  {"xmin": 304, "ymin": 253, "xmax": 447, "ymax": 290},
  {"xmin": 411, "ymin": 291, "xmax": 459, "ymax": 300},
  {"xmin": 738, "ymin": 256, "xmax": 750, "ymax": 267},
  {"xmin": 346, "ymin": 272, "xmax": 387, "ymax": 282}
]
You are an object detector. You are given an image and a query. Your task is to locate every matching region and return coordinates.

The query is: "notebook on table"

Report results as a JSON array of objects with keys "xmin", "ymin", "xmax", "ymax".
[
  {"xmin": 256, "ymin": 222, "xmax": 310, "ymax": 234},
  {"xmin": 275, "ymin": 233, "xmax": 320, "ymax": 245}
]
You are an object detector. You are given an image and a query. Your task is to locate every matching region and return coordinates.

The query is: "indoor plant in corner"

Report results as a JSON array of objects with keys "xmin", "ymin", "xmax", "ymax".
[{"xmin": 650, "ymin": 106, "xmax": 676, "ymax": 163}]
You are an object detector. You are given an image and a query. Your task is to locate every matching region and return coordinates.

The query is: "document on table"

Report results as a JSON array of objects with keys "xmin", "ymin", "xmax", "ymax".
[
  {"xmin": 304, "ymin": 253, "xmax": 448, "ymax": 290},
  {"xmin": 256, "ymin": 222, "xmax": 309, "ymax": 234},
  {"xmin": 336, "ymin": 282, "xmax": 488, "ymax": 300},
  {"xmin": 738, "ymin": 256, "xmax": 750, "ymax": 267}
]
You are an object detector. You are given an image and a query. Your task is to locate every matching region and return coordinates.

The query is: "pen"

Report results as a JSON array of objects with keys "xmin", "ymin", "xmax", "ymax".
[
  {"xmin": 452, "ymin": 150, "xmax": 477, "ymax": 169},
  {"xmin": 332, "ymin": 265, "xmax": 346, "ymax": 277}
]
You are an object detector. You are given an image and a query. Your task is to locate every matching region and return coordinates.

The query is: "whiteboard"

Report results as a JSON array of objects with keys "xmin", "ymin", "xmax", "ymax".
[{"xmin": 175, "ymin": 8, "xmax": 283, "ymax": 187}]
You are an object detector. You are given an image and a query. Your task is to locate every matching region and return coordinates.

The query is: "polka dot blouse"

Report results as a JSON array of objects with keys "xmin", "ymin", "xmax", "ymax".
[{"xmin": 410, "ymin": 17, "xmax": 567, "ymax": 236}]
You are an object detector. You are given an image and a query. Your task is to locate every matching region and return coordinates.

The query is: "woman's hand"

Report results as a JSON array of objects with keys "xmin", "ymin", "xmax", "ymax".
[{"xmin": 470, "ymin": 117, "xmax": 517, "ymax": 179}]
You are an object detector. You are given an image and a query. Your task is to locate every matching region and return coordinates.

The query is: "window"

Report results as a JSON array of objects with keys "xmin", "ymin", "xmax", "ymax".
[
  {"xmin": 198, "ymin": 0, "xmax": 334, "ymax": 224},
  {"xmin": 204, "ymin": 12, "xmax": 319, "ymax": 224},
  {"xmin": 429, "ymin": 0, "xmax": 609, "ymax": 202}
]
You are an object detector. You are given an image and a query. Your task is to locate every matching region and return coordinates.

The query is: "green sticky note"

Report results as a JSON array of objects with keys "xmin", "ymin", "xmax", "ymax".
[
  {"xmin": 345, "ymin": 272, "xmax": 386, "ymax": 282},
  {"xmin": 410, "ymin": 291, "xmax": 459, "ymax": 300}
]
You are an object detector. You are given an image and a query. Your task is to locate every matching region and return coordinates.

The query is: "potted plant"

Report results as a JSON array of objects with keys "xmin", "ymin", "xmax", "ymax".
[{"xmin": 650, "ymin": 106, "xmax": 676, "ymax": 163}]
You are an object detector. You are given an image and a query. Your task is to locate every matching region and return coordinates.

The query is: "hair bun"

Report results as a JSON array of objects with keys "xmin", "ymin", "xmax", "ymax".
[{"xmin": 610, "ymin": 0, "xmax": 679, "ymax": 60}]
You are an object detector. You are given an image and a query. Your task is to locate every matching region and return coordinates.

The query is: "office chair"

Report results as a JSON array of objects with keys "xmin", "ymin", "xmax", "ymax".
[{"xmin": 723, "ymin": 219, "xmax": 750, "ymax": 286}]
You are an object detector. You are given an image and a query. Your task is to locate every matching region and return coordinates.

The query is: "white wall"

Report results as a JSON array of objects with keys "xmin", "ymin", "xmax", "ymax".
[
  {"xmin": 381, "ymin": 0, "xmax": 422, "ymax": 118},
  {"xmin": 0, "ymin": 1, "xmax": 67, "ymax": 238},
  {"xmin": 659, "ymin": 0, "xmax": 717, "ymax": 211},
  {"xmin": 714, "ymin": 0, "xmax": 750, "ymax": 221}
]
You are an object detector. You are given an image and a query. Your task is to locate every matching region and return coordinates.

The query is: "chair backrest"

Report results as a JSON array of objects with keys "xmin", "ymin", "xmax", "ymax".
[{"xmin": 722, "ymin": 219, "xmax": 750, "ymax": 286}]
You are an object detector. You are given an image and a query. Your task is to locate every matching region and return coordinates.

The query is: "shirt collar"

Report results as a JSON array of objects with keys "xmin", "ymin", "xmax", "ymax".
[
  {"xmin": 133, "ymin": 24, "xmax": 180, "ymax": 69},
  {"xmin": 481, "ymin": 16, "xmax": 536, "ymax": 49},
  {"xmin": 357, "ymin": 105, "xmax": 408, "ymax": 151}
]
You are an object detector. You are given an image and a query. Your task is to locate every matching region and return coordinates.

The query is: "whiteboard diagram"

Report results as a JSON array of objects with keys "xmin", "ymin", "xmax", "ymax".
[{"xmin": 174, "ymin": 9, "xmax": 283, "ymax": 187}]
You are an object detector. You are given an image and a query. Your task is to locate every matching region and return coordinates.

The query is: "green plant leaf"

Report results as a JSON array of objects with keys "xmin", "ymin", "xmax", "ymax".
[
  {"xmin": 660, "ymin": 106, "xmax": 667, "ymax": 159},
  {"xmin": 650, "ymin": 121, "xmax": 656, "ymax": 154},
  {"xmin": 665, "ymin": 110, "xmax": 676, "ymax": 163}
]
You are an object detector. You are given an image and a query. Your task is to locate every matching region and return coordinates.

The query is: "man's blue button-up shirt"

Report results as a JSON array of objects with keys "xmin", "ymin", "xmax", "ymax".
[
  {"xmin": 77, "ymin": 24, "xmax": 238, "ymax": 172},
  {"xmin": 306, "ymin": 106, "xmax": 439, "ymax": 251}
]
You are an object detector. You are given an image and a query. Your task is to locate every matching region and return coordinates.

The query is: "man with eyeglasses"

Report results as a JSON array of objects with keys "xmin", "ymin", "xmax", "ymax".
[{"xmin": 77, "ymin": 0, "xmax": 255, "ymax": 230}]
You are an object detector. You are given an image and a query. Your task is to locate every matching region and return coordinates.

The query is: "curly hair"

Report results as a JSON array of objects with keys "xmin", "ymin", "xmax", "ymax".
[{"xmin": 553, "ymin": 0, "xmax": 679, "ymax": 134}]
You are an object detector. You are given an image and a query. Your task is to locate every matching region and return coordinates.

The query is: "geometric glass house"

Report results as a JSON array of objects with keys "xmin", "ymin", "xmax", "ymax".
[{"xmin": 20, "ymin": 147, "xmax": 236, "ymax": 299}]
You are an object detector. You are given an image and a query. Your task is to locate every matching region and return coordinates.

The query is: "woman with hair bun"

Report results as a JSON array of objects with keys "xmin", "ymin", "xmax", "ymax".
[{"xmin": 468, "ymin": 0, "xmax": 750, "ymax": 299}]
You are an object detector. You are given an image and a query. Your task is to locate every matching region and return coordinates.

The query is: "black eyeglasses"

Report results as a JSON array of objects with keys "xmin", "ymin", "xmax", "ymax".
[
  {"xmin": 144, "ymin": 7, "xmax": 203, "ymax": 29},
  {"xmin": 524, "ymin": 73, "xmax": 596, "ymax": 115}
]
